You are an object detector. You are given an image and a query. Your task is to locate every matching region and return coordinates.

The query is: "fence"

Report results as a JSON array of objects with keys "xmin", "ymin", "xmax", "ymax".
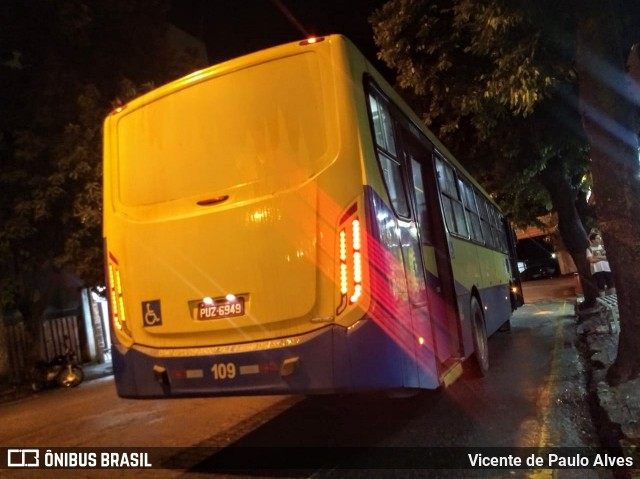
[
  {"xmin": 596, "ymin": 294, "xmax": 620, "ymax": 334},
  {"xmin": 3, "ymin": 313, "xmax": 81, "ymax": 383},
  {"xmin": 5, "ymin": 321, "xmax": 28, "ymax": 384},
  {"xmin": 41, "ymin": 314, "xmax": 81, "ymax": 362}
]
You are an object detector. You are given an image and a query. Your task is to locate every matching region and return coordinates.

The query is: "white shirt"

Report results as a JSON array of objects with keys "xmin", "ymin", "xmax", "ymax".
[{"xmin": 587, "ymin": 244, "xmax": 611, "ymax": 274}]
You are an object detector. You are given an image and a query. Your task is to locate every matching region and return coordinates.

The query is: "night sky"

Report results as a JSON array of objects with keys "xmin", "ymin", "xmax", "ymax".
[{"xmin": 168, "ymin": 0, "xmax": 390, "ymax": 75}]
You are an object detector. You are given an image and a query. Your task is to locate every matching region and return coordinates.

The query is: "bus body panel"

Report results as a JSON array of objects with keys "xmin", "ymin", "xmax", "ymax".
[
  {"xmin": 104, "ymin": 38, "xmax": 350, "ymax": 349},
  {"xmin": 449, "ymin": 235, "xmax": 513, "ymax": 356},
  {"xmin": 109, "ymin": 184, "xmax": 441, "ymax": 397},
  {"xmin": 107, "ymin": 185, "xmax": 324, "ymax": 348},
  {"xmin": 363, "ymin": 187, "xmax": 440, "ymax": 389},
  {"xmin": 480, "ymin": 283, "xmax": 512, "ymax": 335},
  {"xmin": 111, "ymin": 316, "xmax": 437, "ymax": 398}
]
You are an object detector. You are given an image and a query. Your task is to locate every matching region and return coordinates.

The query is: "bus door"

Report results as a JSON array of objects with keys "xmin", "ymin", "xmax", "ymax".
[
  {"xmin": 401, "ymin": 131, "xmax": 463, "ymax": 380},
  {"xmin": 503, "ymin": 217, "xmax": 524, "ymax": 309}
]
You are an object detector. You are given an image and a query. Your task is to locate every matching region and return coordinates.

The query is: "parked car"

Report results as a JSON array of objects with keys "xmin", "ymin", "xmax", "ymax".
[{"xmin": 520, "ymin": 259, "xmax": 558, "ymax": 281}]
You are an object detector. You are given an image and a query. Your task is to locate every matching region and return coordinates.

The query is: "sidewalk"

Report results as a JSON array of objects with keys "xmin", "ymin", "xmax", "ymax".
[
  {"xmin": 576, "ymin": 296, "xmax": 640, "ymax": 468},
  {"xmin": 83, "ymin": 360, "xmax": 114, "ymax": 382}
]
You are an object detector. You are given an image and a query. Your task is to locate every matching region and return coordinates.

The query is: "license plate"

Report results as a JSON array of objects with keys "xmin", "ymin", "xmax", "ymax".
[{"xmin": 197, "ymin": 297, "xmax": 244, "ymax": 320}]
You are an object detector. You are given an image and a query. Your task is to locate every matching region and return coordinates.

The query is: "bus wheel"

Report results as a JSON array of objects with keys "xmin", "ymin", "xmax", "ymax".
[{"xmin": 469, "ymin": 296, "xmax": 489, "ymax": 377}]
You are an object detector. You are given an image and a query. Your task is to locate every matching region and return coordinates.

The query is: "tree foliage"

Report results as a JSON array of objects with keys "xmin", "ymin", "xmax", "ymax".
[
  {"xmin": 371, "ymin": 0, "xmax": 600, "ymax": 307},
  {"xmin": 0, "ymin": 0, "xmax": 204, "ymax": 308},
  {"xmin": 371, "ymin": 0, "xmax": 589, "ymax": 222},
  {"xmin": 371, "ymin": 0, "xmax": 640, "ymax": 383}
]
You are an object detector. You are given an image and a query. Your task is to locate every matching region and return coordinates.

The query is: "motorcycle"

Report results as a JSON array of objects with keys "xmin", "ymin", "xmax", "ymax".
[{"xmin": 30, "ymin": 337, "xmax": 84, "ymax": 391}]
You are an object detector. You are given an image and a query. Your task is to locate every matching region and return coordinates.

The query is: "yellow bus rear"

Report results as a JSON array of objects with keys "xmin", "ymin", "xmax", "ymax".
[{"xmin": 103, "ymin": 35, "xmax": 520, "ymax": 398}]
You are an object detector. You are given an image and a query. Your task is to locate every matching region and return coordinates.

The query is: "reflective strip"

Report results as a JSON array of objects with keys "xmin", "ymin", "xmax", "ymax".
[{"xmin": 240, "ymin": 365, "xmax": 260, "ymax": 375}]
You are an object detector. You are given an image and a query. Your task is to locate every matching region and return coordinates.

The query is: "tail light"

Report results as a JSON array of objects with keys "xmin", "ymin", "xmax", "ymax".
[
  {"xmin": 337, "ymin": 205, "xmax": 363, "ymax": 315},
  {"xmin": 107, "ymin": 253, "xmax": 131, "ymax": 339}
]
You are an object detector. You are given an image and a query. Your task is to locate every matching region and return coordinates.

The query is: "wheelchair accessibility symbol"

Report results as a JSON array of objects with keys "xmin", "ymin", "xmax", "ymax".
[{"xmin": 142, "ymin": 300, "xmax": 162, "ymax": 327}]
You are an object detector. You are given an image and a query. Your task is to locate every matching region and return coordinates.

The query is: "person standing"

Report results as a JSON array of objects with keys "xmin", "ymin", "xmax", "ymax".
[{"xmin": 586, "ymin": 232, "xmax": 615, "ymax": 296}]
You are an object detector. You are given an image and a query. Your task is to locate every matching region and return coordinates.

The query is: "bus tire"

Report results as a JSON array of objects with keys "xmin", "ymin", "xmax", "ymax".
[{"xmin": 469, "ymin": 296, "xmax": 489, "ymax": 377}]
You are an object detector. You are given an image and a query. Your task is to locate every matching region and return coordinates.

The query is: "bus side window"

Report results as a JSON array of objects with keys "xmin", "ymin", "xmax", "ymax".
[
  {"xmin": 435, "ymin": 156, "xmax": 469, "ymax": 238},
  {"xmin": 368, "ymin": 93, "xmax": 410, "ymax": 218},
  {"xmin": 368, "ymin": 93, "xmax": 396, "ymax": 155},
  {"xmin": 410, "ymin": 157, "xmax": 432, "ymax": 244},
  {"xmin": 459, "ymin": 179, "xmax": 484, "ymax": 243},
  {"xmin": 477, "ymin": 195, "xmax": 496, "ymax": 249},
  {"xmin": 491, "ymin": 210, "xmax": 509, "ymax": 253}
]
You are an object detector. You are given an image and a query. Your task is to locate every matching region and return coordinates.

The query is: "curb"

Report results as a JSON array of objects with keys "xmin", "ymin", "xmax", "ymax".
[
  {"xmin": 0, "ymin": 362, "xmax": 113, "ymax": 405},
  {"xmin": 0, "ymin": 385, "xmax": 31, "ymax": 403},
  {"xmin": 576, "ymin": 303, "xmax": 640, "ymax": 473}
]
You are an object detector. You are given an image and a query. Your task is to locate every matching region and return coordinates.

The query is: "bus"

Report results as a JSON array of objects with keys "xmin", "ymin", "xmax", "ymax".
[{"xmin": 103, "ymin": 35, "xmax": 523, "ymax": 398}]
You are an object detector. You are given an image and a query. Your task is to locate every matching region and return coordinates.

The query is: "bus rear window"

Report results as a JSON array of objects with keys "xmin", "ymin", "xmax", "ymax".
[{"xmin": 115, "ymin": 52, "xmax": 331, "ymax": 207}]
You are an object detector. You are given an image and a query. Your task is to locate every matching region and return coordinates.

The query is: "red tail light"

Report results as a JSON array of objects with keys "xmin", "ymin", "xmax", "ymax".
[{"xmin": 337, "ymin": 206, "xmax": 363, "ymax": 315}]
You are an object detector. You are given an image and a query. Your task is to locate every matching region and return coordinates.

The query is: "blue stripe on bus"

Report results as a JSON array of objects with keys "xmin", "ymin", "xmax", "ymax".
[{"xmin": 111, "ymin": 316, "xmax": 440, "ymax": 398}]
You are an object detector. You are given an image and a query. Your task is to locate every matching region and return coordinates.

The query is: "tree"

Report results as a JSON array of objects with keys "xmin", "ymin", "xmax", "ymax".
[
  {"xmin": 576, "ymin": 2, "xmax": 640, "ymax": 385},
  {"xmin": 371, "ymin": 0, "xmax": 640, "ymax": 383},
  {"xmin": 0, "ymin": 0, "xmax": 205, "ymax": 370},
  {"xmin": 370, "ymin": 0, "xmax": 599, "ymax": 302}
]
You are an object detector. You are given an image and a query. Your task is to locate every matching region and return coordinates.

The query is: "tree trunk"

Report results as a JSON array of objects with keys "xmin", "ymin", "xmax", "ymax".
[
  {"xmin": 577, "ymin": 8, "xmax": 640, "ymax": 385},
  {"xmin": 539, "ymin": 160, "xmax": 599, "ymax": 305}
]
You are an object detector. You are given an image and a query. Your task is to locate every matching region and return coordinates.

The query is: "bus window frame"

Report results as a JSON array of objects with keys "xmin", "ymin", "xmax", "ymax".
[
  {"xmin": 434, "ymin": 153, "xmax": 470, "ymax": 241},
  {"xmin": 365, "ymin": 83, "xmax": 412, "ymax": 220},
  {"xmin": 478, "ymin": 195, "xmax": 497, "ymax": 249},
  {"xmin": 433, "ymin": 150, "xmax": 512, "ymax": 256},
  {"xmin": 459, "ymin": 177, "xmax": 485, "ymax": 244}
]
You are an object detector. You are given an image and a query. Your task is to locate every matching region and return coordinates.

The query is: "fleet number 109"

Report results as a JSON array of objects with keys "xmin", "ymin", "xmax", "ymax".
[{"xmin": 211, "ymin": 362, "xmax": 236, "ymax": 380}]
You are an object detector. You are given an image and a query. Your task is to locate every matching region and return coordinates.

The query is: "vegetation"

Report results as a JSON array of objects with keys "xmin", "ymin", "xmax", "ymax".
[
  {"xmin": 0, "ymin": 0, "xmax": 204, "ymax": 368},
  {"xmin": 371, "ymin": 0, "xmax": 640, "ymax": 384}
]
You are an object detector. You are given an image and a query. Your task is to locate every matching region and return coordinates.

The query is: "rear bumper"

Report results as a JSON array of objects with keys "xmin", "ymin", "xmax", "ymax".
[{"xmin": 112, "ymin": 326, "xmax": 338, "ymax": 398}]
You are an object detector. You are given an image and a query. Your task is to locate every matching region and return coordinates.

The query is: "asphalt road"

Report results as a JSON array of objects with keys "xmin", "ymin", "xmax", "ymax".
[
  {"xmin": 520, "ymin": 274, "xmax": 578, "ymax": 303},
  {"xmin": 0, "ymin": 276, "xmax": 612, "ymax": 478}
]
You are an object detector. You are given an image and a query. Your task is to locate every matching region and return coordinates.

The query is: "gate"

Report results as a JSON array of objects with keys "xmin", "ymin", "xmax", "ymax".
[
  {"xmin": 3, "ymin": 312, "xmax": 81, "ymax": 382},
  {"xmin": 5, "ymin": 321, "xmax": 28, "ymax": 384},
  {"xmin": 41, "ymin": 313, "xmax": 81, "ymax": 362}
]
